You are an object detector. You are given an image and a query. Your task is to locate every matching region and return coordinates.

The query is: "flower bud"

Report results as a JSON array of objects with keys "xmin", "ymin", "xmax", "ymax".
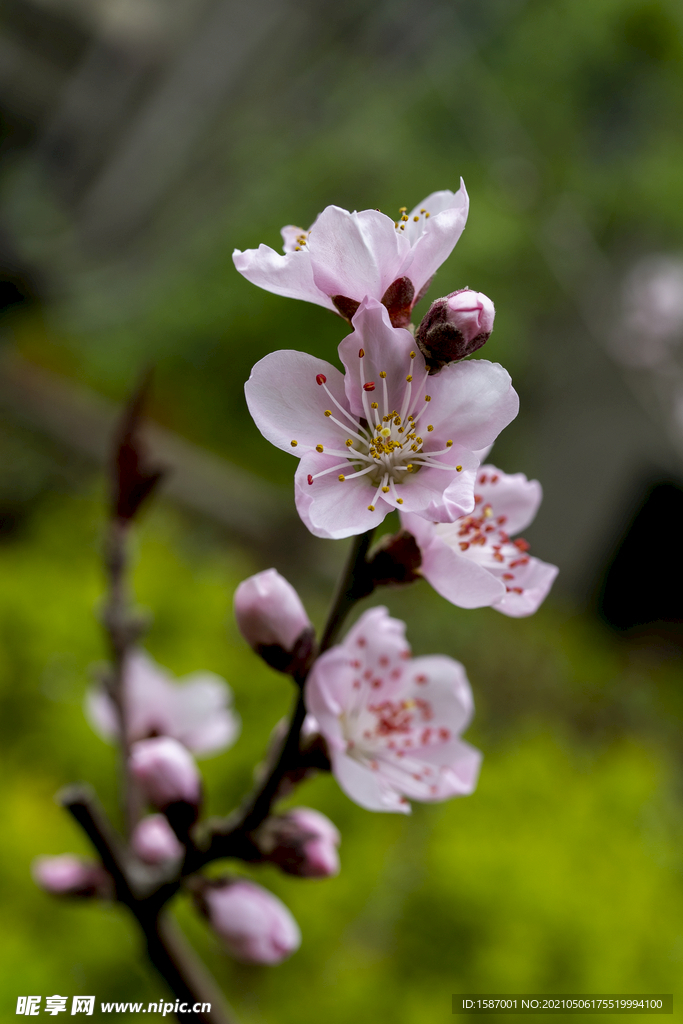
[
  {"xmin": 32, "ymin": 855, "xmax": 110, "ymax": 898},
  {"xmin": 234, "ymin": 569, "xmax": 314, "ymax": 674},
  {"xmin": 199, "ymin": 879, "xmax": 301, "ymax": 964},
  {"xmin": 131, "ymin": 814, "xmax": 184, "ymax": 865},
  {"xmin": 416, "ymin": 288, "xmax": 495, "ymax": 372},
  {"xmin": 130, "ymin": 736, "xmax": 201, "ymax": 810},
  {"xmin": 255, "ymin": 808, "xmax": 340, "ymax": 878}
]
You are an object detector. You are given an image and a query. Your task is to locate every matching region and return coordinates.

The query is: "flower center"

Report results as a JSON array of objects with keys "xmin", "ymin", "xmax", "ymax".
[{"xmin": 298, "ymin": 352, "xmax": 461, "ymax": 513}]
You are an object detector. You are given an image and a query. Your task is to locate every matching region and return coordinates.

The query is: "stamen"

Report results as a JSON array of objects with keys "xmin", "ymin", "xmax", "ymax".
[
  {"xmin": 316, "ymin": 444, "xmax": 324, "ymax": 453},
  {"xmin": 290, "ymin": 440, "xmax": 298, "ymax": 447},
  {"xmin": 363, "ymin": 382, "xmax": 376, "ymax": 391},
  {"xmin": 316, "ymin": 374, "xmax": 327, "ymax": 385}
]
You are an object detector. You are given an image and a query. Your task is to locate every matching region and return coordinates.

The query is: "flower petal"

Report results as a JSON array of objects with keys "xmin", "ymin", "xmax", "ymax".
[
  {"xmin": 233, "ymin": 245, "xmax": 336, "ymax": 310},
  {"xmin": 400, "ymin": 181, "xmax": 470, "ymax": 297},
  {"xmin": 426, "ymin": 359, "xmax": 519, "ymax": 451},
  {"xmin": 246, "ymin": 351, "xmax": 348, "ymax": 453},
  {"xmin": 295, "ymin": 455, "xmax": 387, "ymax": 539},
  {"xmin": 474, "ymin": 465, "xmax": 542, "ymax": 535},
  {"xmin": 308, "ymin": 207, "xmax": 407, "ymax": 302},
  {"xmin": 172, "ymin": 673, "xmax": 241, "ymax": 757},
  {"xmin": 492, "ymin": 557, "xmax": 559, "ymax": 617},
  {"xmin": 330, "ymin": 751, "xmax": 411, "ymax": 813}
]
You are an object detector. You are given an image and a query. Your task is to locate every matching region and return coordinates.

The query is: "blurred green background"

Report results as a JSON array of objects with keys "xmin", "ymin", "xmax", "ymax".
[{"xmin": 1, "ymin": 0, "xmax": 683, "ymax": 1020}]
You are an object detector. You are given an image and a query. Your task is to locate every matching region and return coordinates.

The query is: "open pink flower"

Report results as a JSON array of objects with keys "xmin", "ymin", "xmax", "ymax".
[
  {"xmin": 305, "ymin": 607, "xmax": 481, "ymax": 813},
  {"xmin": 233, "ymin": 185, "xmax": 469, "ymax": 323},
  {"xmin": 245, "ymin": 298, "xmax": 518, "ymax": 539},
  {"xmin": 401, "ymin": 465, "xmax": 559, "ymax": 616},
  {"xmin": 86, "ymin": 650, "xmax": 240, "ymax": 757}
]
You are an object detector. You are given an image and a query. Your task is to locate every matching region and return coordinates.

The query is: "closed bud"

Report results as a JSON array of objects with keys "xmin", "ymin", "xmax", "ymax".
[
  {"xmin": 129, "ymin": 736, "xmax": 201, "ymax": 812},
  {"xmin": 131, "ymin": 814, "xmax": 184, "ymax": 865},
  {"xmin": 416, "ymin": 288, "xmax": 495, "ymax": 372},
  {"xmin": 234, "ymin": 569, "xmax": 314, "ymax": 675},
  {"xmin": 197, "ymin": 878, "xmax": 301, "ymax": 964},
  {"xmin": 254, "ymin": 807, "xmax": 340, "ymax": 878},
  {"xmin": 32, "ymin": 855, "xmax": 111, "ymax": 898}
]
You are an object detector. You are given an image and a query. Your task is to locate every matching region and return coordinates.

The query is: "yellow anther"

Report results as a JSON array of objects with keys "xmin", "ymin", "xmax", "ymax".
[
  {"xmin": 371, "ymin": 401, "xmax": 378, "ymax": 409},
  {"xmin": 324, "ymin": 410, "xmax": 332, "ymax": 417},
  {"xmin": 424, "ymin": 395, "xmax": 431, "ymax": 402},
  {"xmin": 394, "ymin": 222, "xmax": 398, "ymax": 228},
  {"xmin": 382, "ymin": 486, "xmax": 390, "ymax": 493},
  {"xmin": 420, "ymin": 208, "xmax": 426, "ymax": 214},
  {"xmin": 394, "ymin": 416, "xmax": 401, "ymax": 424},
  {"xmin": 379, "ymin": 370, "xmax": 387, "ymax": 378},
  {"xmin": 368, "ymin": 505, "xmax": 375, "ymax": 511},
  {"xmin": 294, "ymin": 246, "xmax": 301, "ymax": 251},
  {"xmin": 484, "ymin": 507, "xmax": 493, "ymax": 517},
  {"xmin": 290, "ymin": 440, "xmax": 298, "ymax": 447},
  {"xmin": 456, "ymin": 465, "xmax": 462, "ymax": 472},
  {"xmin": 338, "ymin": 474, "xmax": 345, "ymax": 481},
  {"xmin": 398, "ymin": 427, "xmax": 404, "ymax": 433},
  {"xmin": 427, "ymin": 424, "xmax": 433, "ymax": 431},
  {"xmin": 406, "ymin": 464, "xmax": 414, "ymax": 471},
  {"xmin": 400, "ymin": 225, "xmax": 405, "ymax": 230},
  {"xmin": 397, "ymin": 498, "xmax": 404, "ymax": 504},
  {"xmin": 446, "ymin": 440, "xmax": 453, "ymax": 447},
  {"xmin": 413, "ymin": 215, "xmax": 419, "ymax": 222},
  {"xmin": 316, "ymin": 444, "xmax": 324, "ymax": 453},
  {"xmin": 383, "ymin": 415, "xmax": 390, "ymax": 422},
  {"xmin": 399, "ymin": 207, "xmax": 407, "ymax": 212},
  {"xmin": 406, "ymin": 374, "xmax": 413, "ymax": 382},
  {"xmin": 425, "ymin": 212, "xmax": 430, "ymax": 218},
  {"xmin": 416, "ymin": 436, "xmax": 423, "ymax": 444},
  {"xmin": 345, "ymin": 439, "xmax": 354, "ymax": 447},
  {"xmin": 380, "ymin": 427, "xmax": 391, "ymax": 438},
  {"xmin": 410, "ymin": 350, "xmax": 415, "ymax": 359},
  {"xmin": 359, "ymin": 348, "xmax": 365, "ymax": 357}
]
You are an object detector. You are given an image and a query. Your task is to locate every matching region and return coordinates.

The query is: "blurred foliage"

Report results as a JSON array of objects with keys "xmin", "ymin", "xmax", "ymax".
[{"xmin": 0, "ymin": 486, "xmax": 682, "ymax": 1019}]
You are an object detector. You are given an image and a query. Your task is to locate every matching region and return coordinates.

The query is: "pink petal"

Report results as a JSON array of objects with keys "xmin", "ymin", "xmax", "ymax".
[
  {"xmin": 395, "ymin": 445, "xmax": 478, "ymax": 521},
  {"xmin": 425, "ymin": 359, "xmax": 519, "ymax": 451},
  {"xmin": 492, "ymin": 556, "xmax": 559, "ymax": 617},
  {"xmin": 245, "ymin": 350, "xmax": 348, "ymax": 453},
  {"xmin": 400, "ymin": 181, "xmax": 469, "ymax": 297},
  {"xmin": 330, "ymin": 750, "xmax": 411, "ymax": 813},
  {"xmin": 172, "ymin": 673, "xmax": 240, "ymax": 756},
  {"xmin": 338, "ymin": 299, "xmax": 418, "ymax": 418},
  {"xmin": 473, "ymin": 465, "xmax": 542, "ymax": 535},
  {"xmin": 233, "ymin": 245, "xmax": 336, "ymax": 310},
  {"xmin": 295, "ymin": 455, "xmax": 387, "ymax": 539},
  {"xmin": 309, "ymin": 207, "xmax": 408, "ymax": 302}
]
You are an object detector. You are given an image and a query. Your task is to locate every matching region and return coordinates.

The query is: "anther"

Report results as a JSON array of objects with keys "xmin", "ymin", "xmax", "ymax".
[
  {"xmin": 345, "ymin": 439, "xmax": 354, "ymax": 447},
  {"xmin": 399, "ymin": 207, "xmax": 407, "ymax": 213},
  {"xmin": 456, "ymin": 465, "xmax": 462, "ymax": 472},
  {"xmin": 413, "ymin": 215, "xmax": 419, "ymax": 222},
  {"xmin": 425, "ymin": 212, "xmax": 430, "ymax": 217},
  {"xmin": 316, "ymin": 374, "xmax": 327, "ymax": 385},
  {"xmin": 290, "ymin": 440, "xmax": 298, "ymax": 447},
  {"xmin": 307, "ymin": 475, "xmax": 313, "ymax": 485},
  {"xmin": 359, "ymin": 348, "xmax": 365, "ymax": 358},
  {"xmin": 379, "ymin": 371, "xmax": 387, "ymax": 378},
  {"xmin": 371, "ymin": 401, "xmax": 378, "ymax": 409},
  {"xmin": 397, "ymin": 498, "xmax": 404, "ymax": 504},
  {"xmin": 410, "ymin": 351, "xmax": 415, "ymax": 359},
  {"xmin": 406, "ymin": 374, "xmax": 413, "ymax": 382},
  {"xmin": 363, "ymin": 382, "xmax": 376, "ymax": 392},
  {"xmin": 420, "ymin": 208, "xmax": 426, "ymax": 214},
  {"xmin": 324, "ymin": 410, "xmax": 332, "ymax": 417},
  {"xmin": 446, "ymin": 440, "xmax": 453, "ymax": 447},
  {"xmin": 424, "ymin": 395, "xmax": 431, "ymax": 402},
  {"xmin": 316, "ymin": 444, "xmax": 324, "ymax": 453},
  {"xmin": 406, "ymin": 464, "xmax": 413, "ymax": 471},
  {"xmin": 382, "ymin": 486, "xmax": 390, "ymax": 493},
  {"xmin": 338, "ymin": 475, "xmax": 345, "ymax": 481},
  {"xmin": 368, "ymin": 505, "xmax": 375, "ymax": 511},
  {"xmin": 427, "ymin": 425, "xmax": 433, "ymax": 431}
]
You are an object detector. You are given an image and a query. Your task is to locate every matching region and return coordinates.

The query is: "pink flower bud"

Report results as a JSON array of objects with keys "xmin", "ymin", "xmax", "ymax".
[
  {"xmin": 271, "ymin": 808, "xmax": 340, "ymax": 878},
  {"xmin": 129, "ymin": 736, "xmax": 201, "ymax": 808},
  {"xmin": 416, "ymin": 288, "xmax": 495, "ymax": 372},
  {"xmin": 32, "ymin": 855, "xmax": 109, "ymax": 897},
  {"xmin": 234, "ymin": 569, "xmax": 311, "ymax": 653},
  {"xmin": 131, "ymin": 814, "xmax": 184, "ymax": 864},
  {"xmin": 201, "ymin": 879, "xmax": 301, "ymax": 964}
]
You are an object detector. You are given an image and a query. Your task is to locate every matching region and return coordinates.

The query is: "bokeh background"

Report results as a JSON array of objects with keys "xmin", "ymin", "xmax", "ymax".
[{"xmin": 1, "ymin": 0, "xmax": 683, "ymax": 1019}]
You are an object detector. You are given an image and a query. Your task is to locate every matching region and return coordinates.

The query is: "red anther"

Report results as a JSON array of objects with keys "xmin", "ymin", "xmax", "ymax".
[
  {"xmin": 479, "ymin": 473, "xmax": 488, "ymax": 484},
  {"xmin": 474, "ymin": 494, "xmax": 483, "ymax": 504},
  {"xmin": 363, "ymin": 381, "xmax": 376, "ymax": 392},
  {"xmin": 493, "ymin": 552, "xmax": 505, "ymax": 562},
  {"xmin": 316, "ymin": 373, "xmax": 327, "ymax": 385},
  {"xmin": 359, "ymin": 348, "xmax": 365, "ymax": 358},
  {"xmin": 514, "ymin": 538, "xmax": 530, "ymax": 551},
  {"xmin": 307, "ymin": 474, "xmax": 313, "ymax": 485},
  {"xmin": 512, "ymin": 586, "xmax": 523, "ymax": 594},
  {"xmin": 416, "ymin": 674, "xmax": 428, "ymax": 684},
  {"xmin": 503, "ymin": 573, "xmax": 515, "ymax": 580},
  {"xmin": 491, "ymin": 474, "xmax": 499, "ymax": 483},
  {"xmin": 379, "ymin": 655, "xmax": 389, "ymax": 667},
  {"xmin": 357, "ymin": 636, "xmax": 367, "ymax": 646},
  {"xmin": 459, "ymin": 541, "xmax": 470, "ymax": 551},
  {"xmin": 497, "ymin": 515, "xmax": 507, "ymax": 525},
  {"xmin": 438, "ymin": 727, "xmax": 450, "ymax": 741}
]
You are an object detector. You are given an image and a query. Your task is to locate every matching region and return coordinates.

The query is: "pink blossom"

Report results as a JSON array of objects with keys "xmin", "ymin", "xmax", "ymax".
[
  {"xmin": 256, "ymin": 807, "xmax": 340, "ymax": 878},
  {"xmin": 129, "ymin": 736, "xmax": 202, "ymax": 808},
  {"xmin": 86, "ymin": 650, "xmax": 240, "ymax": 757},
  {"xmin": 234, "ymin": 569, "xmax": 311, "ymax": 651},
  {"xmin": 32, "ymin": 855, "xmax": 109, "ymax": 897},
  {"xmin": 131, "ymin": 815, "xmax": 184, "ymax": 864},
  {"xmin": 245, "ymin": 298, "xmax": 518, "ymax": 539},
  {"xmin": 202, "ymin": 879, "xmax": 301, "ymax": 964},
  {"xmin": 233, "ymin": 185, "xmax": 469, "ymax": 321},
  {"xmin": 304, "ymin": 607, "xmax": 481, "ymax": 813},
  {"xmin": 401, "ymin": 465, "xmax": 559, "ymax": 616}
]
